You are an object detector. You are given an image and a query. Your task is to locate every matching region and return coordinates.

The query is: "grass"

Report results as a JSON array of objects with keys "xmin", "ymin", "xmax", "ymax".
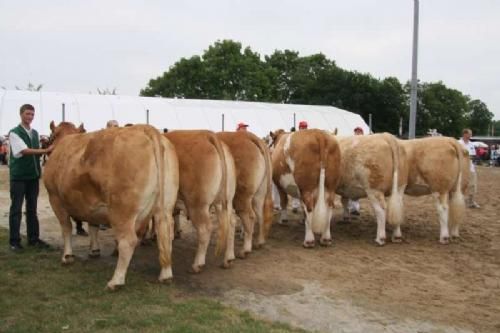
[{"xmin": 0, "ymin": 229, "xmax": 302, "ymax": 333}]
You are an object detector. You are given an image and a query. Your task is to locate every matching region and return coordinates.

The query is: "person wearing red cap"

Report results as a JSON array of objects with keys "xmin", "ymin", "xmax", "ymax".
[
  {"xmin": 237, "ymin": 122, "xmax": 249, "ymax": 132},
  {"xmin": 298, "ymin": 121, "xmax": 308, "ymax": 130},
  {"xmin": 354, "ymin": 127, "xmax": 364, "ymax": 135}
]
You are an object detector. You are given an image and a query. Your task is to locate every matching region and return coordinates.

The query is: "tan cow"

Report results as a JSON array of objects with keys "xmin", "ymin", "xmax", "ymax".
[
  {"xmin": 216, "ymin": 131, "xmax": 274, "ymax": 258},
  {"xmin": 335, "ymin": 133, "xmax": 407, "ymax": 245},
  {"xmin": 43, "ymin": 122, "xmax": 179, "ymax": 289},
  {"xmin": 399, "ymin": 137, "xmax": 469, "ymax": 243},
  {"xmin": 270, "ymin": 129, "xmax": 342, "ymax": 247},
  {"xmin": 165, "ymin": 130, "xmax": 236, "ymax": 272}
]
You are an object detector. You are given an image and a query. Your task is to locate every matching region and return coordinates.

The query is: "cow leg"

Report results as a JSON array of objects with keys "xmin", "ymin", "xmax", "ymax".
[
  {"xmin": 434, "ymin": 192, "xmax": 450, "ymax": 244},
  {"xmin": 190, "ymin": 208, "xmax": 212, "ymax": 273},
  {"xmin": 50, "ymin": 197, "xmax": 74, "ymax": 264},
  {"xmin": 88, "ymin": 224, "xmax": 101, "ymax": 258},
  {"xmin": 302, "ymin": 196, "xmax": 316, "ymax": 248},
  {"xmin": 252, "ymin": 187, "xmax": 267, "ymax": 248},
  {"xmin": 236, "ymin": 200, "xmax": 256, "ymax": 259},
  {"xmin": 391, "ymin": 225, "xmax": 403, "ymax": 243},
  {"xmin": 320, "ymin": 206, "xmax": 334, "ymax": 246},
  {"xmin": 367, "ymin": 191, "xmax": 387, "ymax": 246},
  {"xmin": 277, "ymin": 187, "xmax": 289, "ymax": 225},
  {"xmin": 107, "ymin": 220, "xmax": 138, "ymax": 290}
]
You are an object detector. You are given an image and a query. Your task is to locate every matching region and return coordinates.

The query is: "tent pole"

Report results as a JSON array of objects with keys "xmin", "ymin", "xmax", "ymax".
[
  {"xmin": 146, "ymin": 109, "xmax": 149, "ymax": 124},
  {"xmin": 62, "ymin": 103, "xmax": 65, "ymax": 122},
  {"xmin": 222, "ymin": 113, "xmax": 225, "ymax": 131}
]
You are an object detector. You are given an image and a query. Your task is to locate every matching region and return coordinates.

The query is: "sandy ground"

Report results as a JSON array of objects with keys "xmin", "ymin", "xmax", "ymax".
[{"xmin": 1, "ymin": 165, "xmax": 499, "ymax": 333}]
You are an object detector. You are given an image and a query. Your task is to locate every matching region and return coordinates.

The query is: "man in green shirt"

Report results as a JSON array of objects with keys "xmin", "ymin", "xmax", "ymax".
[{"xmin": 8, "ymin": 104, "xmax": 53, "ymax": 251}]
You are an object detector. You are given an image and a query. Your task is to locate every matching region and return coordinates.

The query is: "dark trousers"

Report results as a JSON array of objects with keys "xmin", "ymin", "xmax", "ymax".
[{"xmin": 9, "ymin": 179, "xmax": 40, "ymax": 245}]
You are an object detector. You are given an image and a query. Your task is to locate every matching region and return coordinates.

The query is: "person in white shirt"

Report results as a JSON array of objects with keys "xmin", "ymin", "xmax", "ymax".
[{"xmin": 458, "ymin": 128, "xmax": 480, "ymax": 208}]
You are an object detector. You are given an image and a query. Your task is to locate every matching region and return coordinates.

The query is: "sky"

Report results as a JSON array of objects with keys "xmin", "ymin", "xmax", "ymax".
[{"xmin": 1, "ymin": 0, "xmax": 499, "ymax": 120}]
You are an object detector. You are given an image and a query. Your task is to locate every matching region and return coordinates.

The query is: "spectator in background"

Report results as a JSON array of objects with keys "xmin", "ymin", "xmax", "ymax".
[
  {"xmin": 236, "ymin": 122, "xmax": 249, "ymax": 132},
  {"xmin": 163, "ymin": 128, "xmax": 169, "ymax": 133},
  {"xmin": 0, "ymin": 136, "xmax": 7, "ymax": 165},
  {"xmin": 298, "ymin": 121, "xmax": 308, "ymax": 130},
  {"xmin": 106, "ymin": 120, "xmax": 119, "ymax": 128},
  {"xmin": 458, "ymin": 128, "xmax": 480, "ymax": 208}
]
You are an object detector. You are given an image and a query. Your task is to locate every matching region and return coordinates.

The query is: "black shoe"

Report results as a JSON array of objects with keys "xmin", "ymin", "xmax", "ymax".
[
  {"xmin": 28, "ymin": 239, "xmax": 50, "ymax": 249},
  {"xmin": 10, "ymin": 243, "xmax": 24, "ymax": 252},
  {"xmin": 76, "ymin": 229, "xmax": 89, "ymax": 237}
]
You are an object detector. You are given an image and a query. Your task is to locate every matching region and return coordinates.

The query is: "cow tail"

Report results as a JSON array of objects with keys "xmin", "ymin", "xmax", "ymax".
[
  {"xmin": 311, "ymin": 131, "xmax": 329, "ymax": 234},
  {"xmin": 248, "ymin": 134, "xmax": 274, "ymax": 238},
  {"xmin": 208, "ymin": 133, "xmax": 229, "ymax": 256},
  {"xmin": 383, "ymin": 133, "xmax": 404, "ymax": 227},
  {"xmin": 449, "ymin": 140, "xmax": 466, "ymax": 235},
  {"xmin": 144, "ymin": 126, "xmax": 171, "ymax": 270}
]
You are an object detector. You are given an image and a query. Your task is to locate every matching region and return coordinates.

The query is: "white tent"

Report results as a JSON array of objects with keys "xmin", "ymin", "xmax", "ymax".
[{"xmin": 0, "ymin": 89, "xmax": 369, "ymax": 138}]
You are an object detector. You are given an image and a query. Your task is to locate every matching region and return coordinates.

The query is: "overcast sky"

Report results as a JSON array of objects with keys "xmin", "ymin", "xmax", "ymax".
[{"xmin": 1, "ymin": 0, "xmax": 498, "ymax": 119}]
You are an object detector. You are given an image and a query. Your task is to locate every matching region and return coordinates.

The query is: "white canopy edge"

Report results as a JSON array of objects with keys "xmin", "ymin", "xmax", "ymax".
[{"xmin": 0, "ymin": 89, "xmax": 369, "ymax": 138}]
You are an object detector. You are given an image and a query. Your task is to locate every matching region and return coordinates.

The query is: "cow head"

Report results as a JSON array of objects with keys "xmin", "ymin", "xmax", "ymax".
[
  {"xmin": 48, "ymin": 121, "xmax": 86, "ymax": 149},
  {"xmin": 268, "ymin": 129, "xmax": 286, "ymax": 148}
]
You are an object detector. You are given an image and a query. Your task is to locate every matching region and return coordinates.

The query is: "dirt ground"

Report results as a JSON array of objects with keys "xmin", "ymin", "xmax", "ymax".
[{"xmin": 1, "ymin": 165, "xmax": 499, "ymax": 333}]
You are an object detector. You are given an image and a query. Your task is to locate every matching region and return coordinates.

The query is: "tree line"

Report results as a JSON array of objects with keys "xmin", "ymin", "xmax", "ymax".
[{"xmin": 141, "ymin": 40, "xmax": 495, "ymax": 137}]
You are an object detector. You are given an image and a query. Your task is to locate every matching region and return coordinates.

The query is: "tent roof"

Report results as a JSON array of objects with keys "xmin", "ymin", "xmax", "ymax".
[{"xmin": 0, "ymin": 89, "xmax": 369, "ymax": 137}]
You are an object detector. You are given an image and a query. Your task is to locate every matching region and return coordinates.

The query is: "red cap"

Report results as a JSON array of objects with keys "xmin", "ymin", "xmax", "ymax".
[
  {"xmin": 298, "ymin": 121, "xmax": 308, "ymax": 129},
  {"xmin": 237, "ymin": 122, "xmax": 249, "ymax": 130},
  {"xmin": 354, "ymin": 126, "xmax": 364, "ymax": 134}
]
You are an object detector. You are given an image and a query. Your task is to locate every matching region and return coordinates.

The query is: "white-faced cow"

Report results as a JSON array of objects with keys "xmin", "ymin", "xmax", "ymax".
[
  {"xmin": 270, "ymin": 129, "xmax": 342, "ymax": 248},
  {"xmin": 43, "ymin": 122, "xmax": 179, "ymax": 289},
  {"xmin": 216, "ymin": 131, "xmax": 274, "ymax": 258}
]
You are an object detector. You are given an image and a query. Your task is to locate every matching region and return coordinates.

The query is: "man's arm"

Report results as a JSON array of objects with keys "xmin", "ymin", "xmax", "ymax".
[{"xmin": 9, "ymin": 132, "xmax": 52, "ymax": 157}]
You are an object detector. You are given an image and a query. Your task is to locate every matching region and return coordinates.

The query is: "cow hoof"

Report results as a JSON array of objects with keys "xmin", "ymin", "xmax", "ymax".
[
  {"xmin": 391, "ymin": 236, "xmax": 403, "ymax": 243},
  {"xmin": 221, "ymin": 260, "xmax": 234, "ymax": 269},
  {"xmin": 254, "ymin": 242, "xmax": 265, "ymax": 250},
  {"xmin": 237, "ymin": 250, "xmax": 251, "ymax": 259},
  {"xmin": 302, "ymin": 240, "xmax": 315, "ymax": 248},
  {"xmin": 88, "ymin": 249, "xmax": 101, "ymax": 258},
  {"xmin": 62, "ymin": 254, "xmax": 75, "ymax": 265},
  {"xmin": 158, "ymin": 277, "xmax": 173, "ymax": 284},
  {"xmin": 106, "ymin": 283, "xmax": 124, "ymax": 291},
  {"xmin": 320, "ymin": 238, "xmax": 332, "ymax": 247},
  {"xmin": 375, "ymin": 238, "xmax": 386, "ymax": 246},
  {"xmin": 440, "ymin": 237, "xmax": 450, "ymax": 245},
  {"xmin": 189, "ymin": 265, "xmax": 204, "ymax": 274}
]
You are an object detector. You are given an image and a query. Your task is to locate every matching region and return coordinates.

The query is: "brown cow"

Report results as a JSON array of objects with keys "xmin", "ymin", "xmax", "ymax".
[
  {"xmin": 399, "ymin": 137, "xmax": 469, "ymax": 243},
  {"xmin": 216, "ymin": 131, "xmax": 274, "ymax": 258},
  {"xmin": 43, "ymin": 122, "xmax": 179, "ymax": 289},
  {"xmin": 165, "ymin": 130, "xmax": 236, "ymax": 272},
  {"xmin": 335, "ymin": 133, "xmax": 407, "ymax": 245},
  {"xmin": 270, "ymin": 129, "xmax": 342, "ymax": 247}
]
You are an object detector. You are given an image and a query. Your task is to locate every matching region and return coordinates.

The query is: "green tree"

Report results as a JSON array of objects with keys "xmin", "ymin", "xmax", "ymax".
[
  {"xmin": 141, "ymin": 40, "xmax": 272, "ymax": 101},
  {"xmin": 466, "ymin": 99, "xmax": 494, "ymax": 135}
]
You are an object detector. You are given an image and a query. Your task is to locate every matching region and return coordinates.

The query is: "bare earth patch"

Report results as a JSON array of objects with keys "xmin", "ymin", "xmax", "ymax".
[{"xmin": 1, "ymin": 165, "xmax": 499, "ymax": 333}]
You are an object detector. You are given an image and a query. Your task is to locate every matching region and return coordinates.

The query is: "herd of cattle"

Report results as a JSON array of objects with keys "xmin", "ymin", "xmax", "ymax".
[{"xmin": 42, "ymin": 121, "xmax": 470, "ymax": 289}]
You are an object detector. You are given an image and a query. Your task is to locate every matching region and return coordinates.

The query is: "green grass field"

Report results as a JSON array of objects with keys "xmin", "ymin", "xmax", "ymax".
[{"xmin": 0, "ymin": 229, "xmax": 302, "ymax": 333}]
